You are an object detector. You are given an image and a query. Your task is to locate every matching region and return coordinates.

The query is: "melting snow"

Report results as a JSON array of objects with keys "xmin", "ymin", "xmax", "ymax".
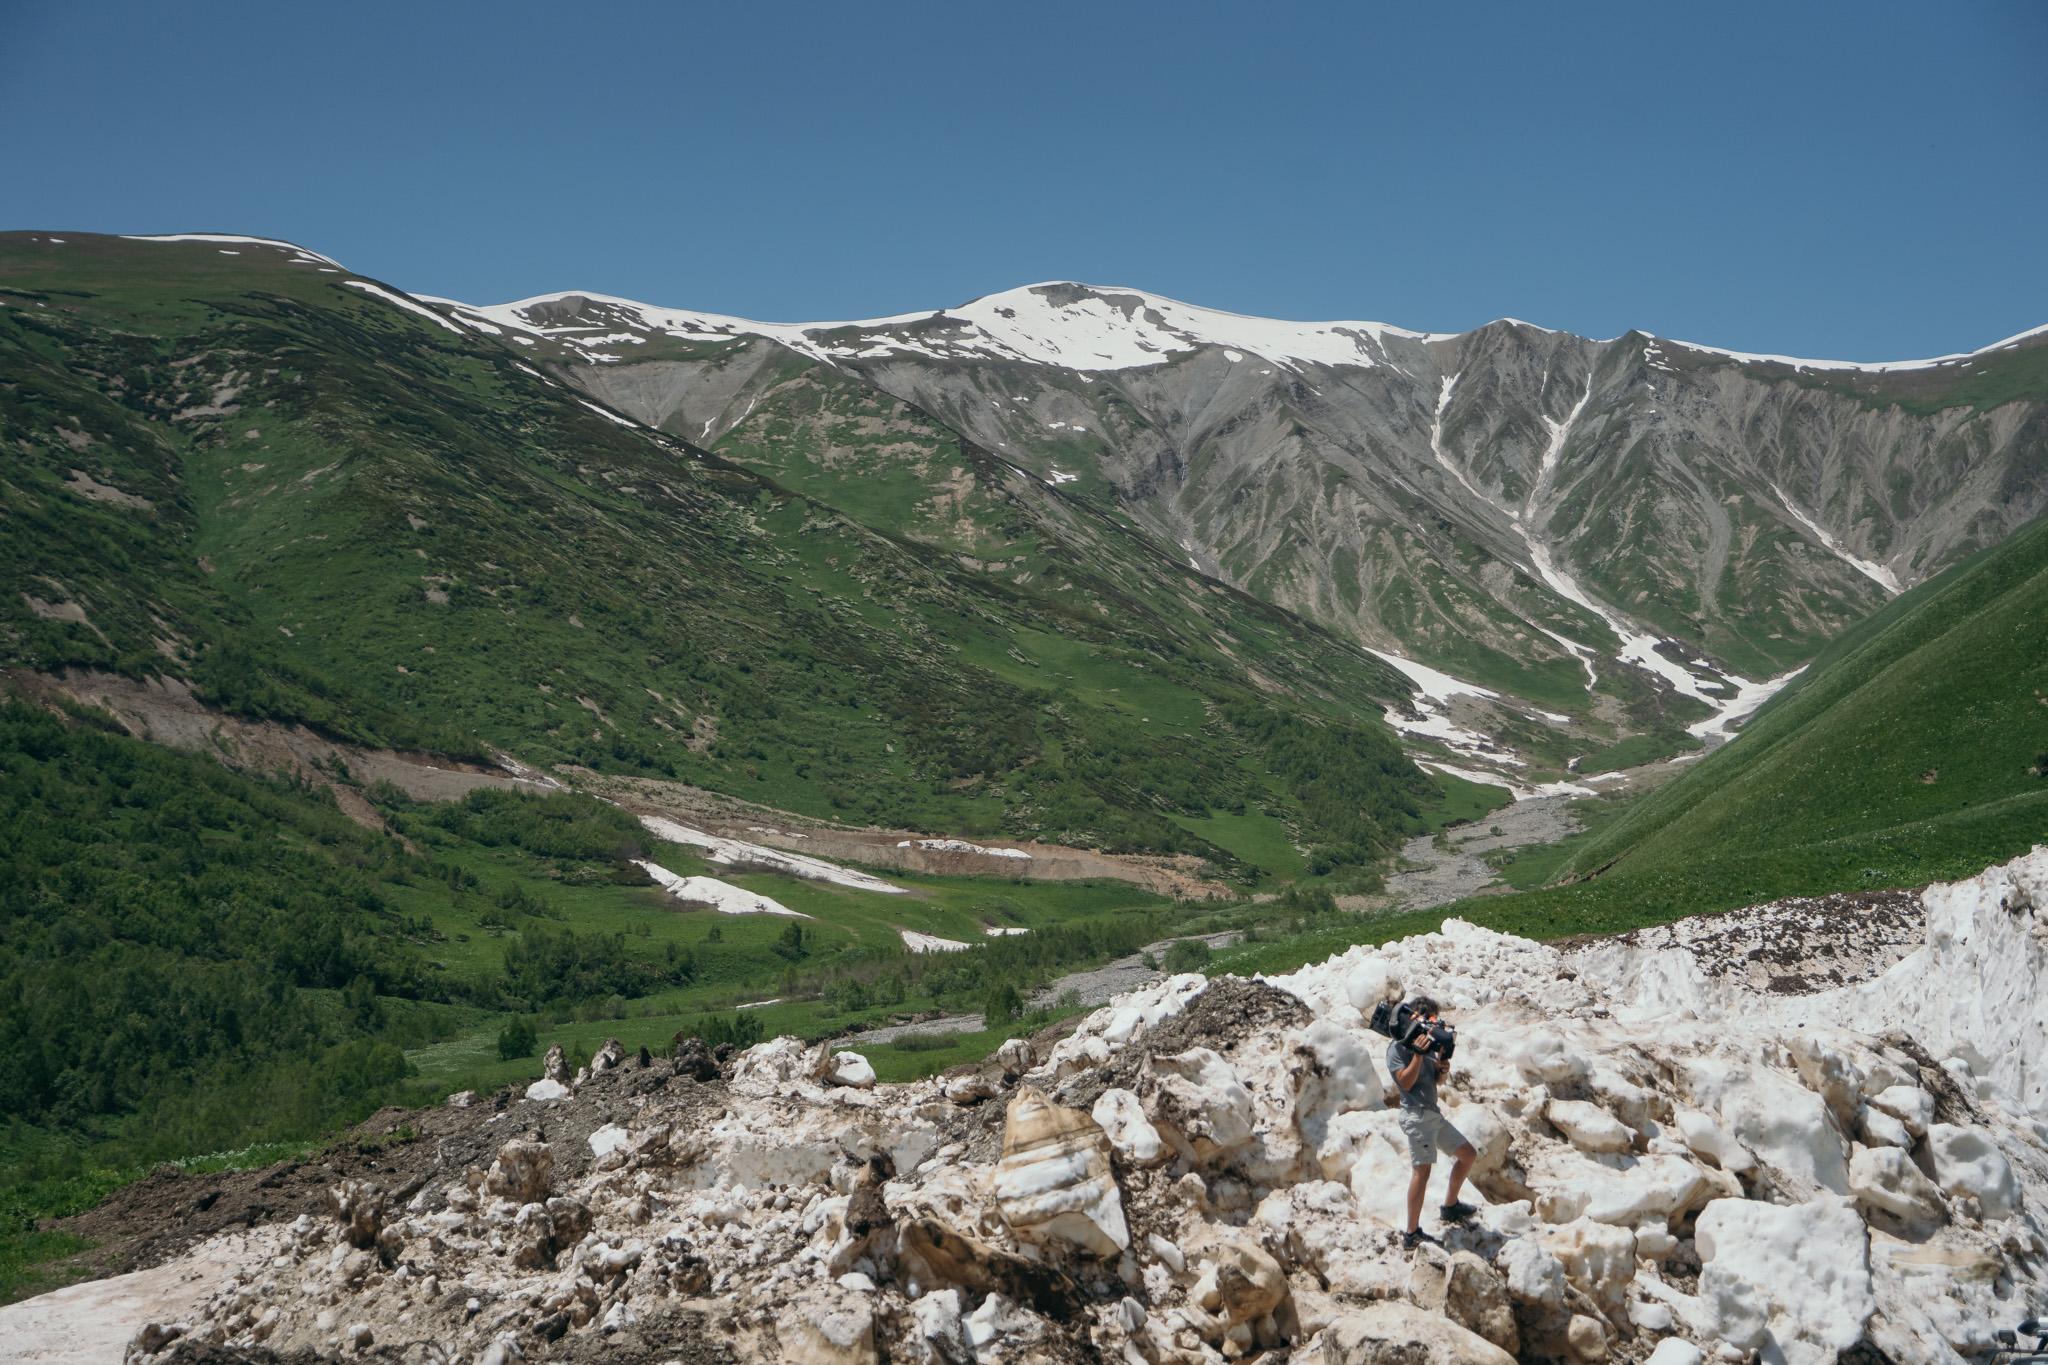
[
  {"xmin": 341, "ymin": 280, "xmax": 465, "ymax": 335},
  {"xmin": 895, "ymin": 838, "xmax": 1032, "ymax": 861},
  {"xmin": 1660, "ymin": 321, "xmax": 2048, "ymax": 374},
  {"xmin": 119, "ymin": 233, "xmax": 344, "ymax": 266},
  {"xmin": 1685, "ymin": 667, "xmax": 1805, "ymax": 742},
  {"xmin": 900, "ymin": 930, "xmax": 972, "ymax": 953},
  {"xmin": 577, "ymin": 398, "xmax": 638, "ymax": 429},
  {"xmin": 633, "ymin": 861, "xmax": 805, "ymax": 918},
  {"xmin": 1769, "ymin": 483, "xmax": 1902, "ymax": 595},
  {"xmin": 639, "ymin": 815, "xmax": 906, "ymax": 894}
]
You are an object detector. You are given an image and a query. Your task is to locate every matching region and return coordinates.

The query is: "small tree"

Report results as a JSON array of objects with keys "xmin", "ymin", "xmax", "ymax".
[
  {"xmin": 496, "ymin": 1017, "xmax": 538, "ymax": 1061},
  {"xmin": 982, "ymin": 981, "xmax": 1023, "ymax": 1025},
  {"xmin": 1161, "ymin": 938, "xmax": 1213, "ymax": 974},
  {"xmin": 772, "ymin": 921, "xmax": 809, "ymax": 961}
]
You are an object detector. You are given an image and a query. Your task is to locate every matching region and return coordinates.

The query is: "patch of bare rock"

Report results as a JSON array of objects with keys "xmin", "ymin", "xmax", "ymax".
[{"xmin": 81, "ymin": 848, "xmax": 2048, "ymax": 1364}]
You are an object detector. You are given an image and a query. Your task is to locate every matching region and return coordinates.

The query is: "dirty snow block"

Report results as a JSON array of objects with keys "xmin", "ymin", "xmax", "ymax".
[
  {"xmin": 1672, "ymin": 1106, "xmax": 1753, "ymax": 1175},
  {"xmin": 1313, "ymin": 1300, "xmax": 1515, "ymax": 1364},
  {"xmin": 1854, "ymin": 1103, "xmax": 1912, "ymax": 1149},
  {"xmin": 1092, "ymin": 1088, "xmax": 1166, "ymax": 1166},
  {"xmin": 484, "ymin": 1139, "xmax": 553, "ymax": 1204},
  {"xmin": 1539, "ymin": 1217, "xmax": 1635, "ymax": 1316},
  {"xmin": 1695, "ymin": 1196, "xmax": 1872, "ymax": 1365},
  {"xmin": 1867, "ymin": 1084, "xmax": 1934, "ymax": 1138},
  {"xmin": 1146, "ymin": 1047, "xmax": 1255, "ymax": 1163},
  {"xmin": 1925, "ymin": 1123, "xmax": 2021, "ymax": 1220},
  {"xmin": 1497, "ymin": 1236, "xmax": 1567, "ymax": 1309},
  {"xmin": 993, "ymin": 1086, "xmax": 1129, "ymax": 1256},
  {"xmin": 1643, "ymin": 1341, "xmax": 1704, "ymax": 1365},
  {"xmin": 1546, "ymin": 1099, "xmax": 1633, "ymax": 1154},
  {"xmin": 827, "ymin": 1051, "xmax": 876, "ymax": 1089},
  {"xmin": 1442, "ymin": 1099, "xmax": 1509, "ymax": 1176},
  {"xmin": 1512, "ymin": 1030, "xmax": 1589, "ymax": 1086},
  {"xmin": 1289, "ymin": 1018, "xmax": 1386, "ymax": 1149},
  {"xmin": 1341, "ymin": 957, "xmax": 1402, "ymax": 1012},
  {"xmin": 1540, "ymin": 1153, "xmax": 1719, "ymax": 1229},
  {"xmin": 1683, "ymin": 1055, "xmax": 1847, "ymax": 1194},
  {"xmin": 1847, "ymin": 1145, "xmax": 1945, "ymax": 1232},
  {"xmin": 778, "ymin": 1283, "xmax": 876, "ymax": 1364}
]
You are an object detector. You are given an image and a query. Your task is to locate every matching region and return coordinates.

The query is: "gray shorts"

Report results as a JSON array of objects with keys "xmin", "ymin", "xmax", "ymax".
[{"xmin": 1398, "ymin": 1109, "xmax": 1469, "ymax": 1167}]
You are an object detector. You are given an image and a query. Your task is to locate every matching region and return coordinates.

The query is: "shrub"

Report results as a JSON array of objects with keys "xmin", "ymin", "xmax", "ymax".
[
  {"xmin": 1161, "ymin": 938, "xmax": 1213, "ymax": 973},
  {"xmin": 496, "ymin": 1018, "xmax": 538, "ymax": 1061}
]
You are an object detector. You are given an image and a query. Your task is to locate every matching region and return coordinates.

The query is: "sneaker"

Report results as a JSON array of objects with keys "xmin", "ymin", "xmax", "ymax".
[
  {"xmin": 1439, "ymin": 1200, "xmax": 1478, "ymax": 1223},
  {"xmin": 1401, "ymin": 1227, "xmax": 1441, "ymax": 1250}
]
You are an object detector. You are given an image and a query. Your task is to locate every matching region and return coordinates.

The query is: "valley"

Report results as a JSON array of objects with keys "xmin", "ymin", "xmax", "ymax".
[{"xmin": 3, "ymin": 231, "xmax": 2045, "ymax": 1364}]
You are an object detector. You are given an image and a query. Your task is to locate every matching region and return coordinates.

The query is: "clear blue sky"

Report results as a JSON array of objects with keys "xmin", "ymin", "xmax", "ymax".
[{"xmin": 5, "ymin": 1, "xmax": 2043, "ymax": 359}]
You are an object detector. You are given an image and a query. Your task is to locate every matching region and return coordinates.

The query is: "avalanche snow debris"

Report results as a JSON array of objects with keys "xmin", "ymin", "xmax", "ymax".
[{"xmin": 104, "ymin": 847, "xmax": 2048, "ymax": 1365}]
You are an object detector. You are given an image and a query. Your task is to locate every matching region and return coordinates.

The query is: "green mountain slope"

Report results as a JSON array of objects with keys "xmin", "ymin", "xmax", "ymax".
[
  {"xmin": 1207, "ymin": 512, "xmax": 2048, "ymax": 980},
  {"xmin": 0, "ymin": 232, "xmax": 1453, "ymax": 872},
  {"xmin": 1560, "ymin": 509, "xmax": 2048, "ymax": 888}
]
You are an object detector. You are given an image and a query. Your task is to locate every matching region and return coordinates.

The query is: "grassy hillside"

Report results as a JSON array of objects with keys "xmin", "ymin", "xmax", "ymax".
[
  {"xmin": 1559, "ymin": 509, "xmax": 2048, "ymax": 890},
  {"xmin": 0, "ymin": 231, "xmax": 1454, "ymax": 875}
]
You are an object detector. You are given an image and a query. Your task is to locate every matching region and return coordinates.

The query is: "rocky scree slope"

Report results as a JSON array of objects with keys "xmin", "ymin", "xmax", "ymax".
[
  {"xmin": 108, "ymin": 845, "xmax": 2048, "ymax": 1365},
  {"xmin": 450, "ymin": 283, "xmax": 2048, "ymax": 753}
]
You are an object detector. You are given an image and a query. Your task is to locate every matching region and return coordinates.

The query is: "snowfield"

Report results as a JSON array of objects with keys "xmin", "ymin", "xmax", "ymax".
[
  {"xmin": 633, "ymin": 860, "xmax": 804, "ymax": 918},
  {"xmin": 638, "ymin": 814, "xmax": 905, "ymax": 894},
  {"xmin": 85, "ymin": 845, "xmax": 2048, "ymax": 1365}
]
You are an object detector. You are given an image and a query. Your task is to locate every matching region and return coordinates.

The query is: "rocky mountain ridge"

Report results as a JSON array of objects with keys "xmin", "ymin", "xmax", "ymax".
[
  {"xmin": 32, "ymin": 843, "xmax": 2043, "ymax": 1365},
  {"xmin": 444, "ymin": 281, "xmax": 2048, "ymax": 767}
]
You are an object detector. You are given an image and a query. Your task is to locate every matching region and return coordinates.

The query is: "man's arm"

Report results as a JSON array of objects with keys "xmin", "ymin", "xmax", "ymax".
[{"xmin": 1393, "ymin": 1039, "xmax": 1432, "ymax": 1092}]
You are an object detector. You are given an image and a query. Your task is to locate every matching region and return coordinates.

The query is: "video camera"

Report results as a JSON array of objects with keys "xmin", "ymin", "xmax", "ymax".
[{"xmin": 1369, "ymin": 998, "xmax": 1456, "ymax": 1063}]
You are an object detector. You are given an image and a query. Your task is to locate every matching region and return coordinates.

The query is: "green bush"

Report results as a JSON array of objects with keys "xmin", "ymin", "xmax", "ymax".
[
  {"xmin": 1161, "ymin": 938, "xmax": 1213, "ymax": 973},
  {"xmin": 496, "ymin": 1019, "xmax": 538, "ymax": 1061}
]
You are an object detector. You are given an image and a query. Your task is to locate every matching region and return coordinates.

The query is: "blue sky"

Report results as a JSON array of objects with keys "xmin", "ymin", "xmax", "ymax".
[{"xmin": 4, "ymin": 2, "xmax": 2043, "ymax": 359}]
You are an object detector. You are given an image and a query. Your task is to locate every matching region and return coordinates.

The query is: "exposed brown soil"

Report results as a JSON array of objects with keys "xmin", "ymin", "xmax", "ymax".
[
  {"xmin": 581, "ymin": 770, "xmax": 1234, "ymax": 899},
  {"xmin": 2, "ymin": 669, "xmax": 540, "ymax": 834}
]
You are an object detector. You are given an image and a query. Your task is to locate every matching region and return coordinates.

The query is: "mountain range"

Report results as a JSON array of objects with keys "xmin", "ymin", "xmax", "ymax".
[{"xmin": 436, "ymin": 279, "xmax": 2048, "ymax": 778}]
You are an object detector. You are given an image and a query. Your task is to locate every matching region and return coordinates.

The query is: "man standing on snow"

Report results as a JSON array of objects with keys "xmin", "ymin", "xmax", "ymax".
[{"xmin": 1385, "ymin": 994, "xmax": 1478, "ymax": 1248}]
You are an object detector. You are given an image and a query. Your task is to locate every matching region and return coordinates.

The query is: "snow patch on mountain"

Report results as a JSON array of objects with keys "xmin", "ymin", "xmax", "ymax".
[
  {"xmin": 638, "ymin": 815, "xmax": 905, "ymax": 894},
  {"xmin": 1770, "ymin": 483, "xmax": 1902, "ymax": 595},
  {"xmin": 340, "ymin": 279, "xmax": 464, "ymax": 335},
  {"xmin": 634, "ymin": 861, "xmax": 805, "ymax": 918},
  {"xmin": 463, "ymin": 282, "xmax": 1455, "ymax": 375},
  {"xmin": 118, "ymin": 233, "xmax": 343, "ymax": 266}
]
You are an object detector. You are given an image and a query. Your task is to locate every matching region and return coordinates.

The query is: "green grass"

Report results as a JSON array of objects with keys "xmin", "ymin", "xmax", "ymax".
[
  {"xmin": 1574, "ymin": 730, "xmax": 1700, "ymax": 775},
  {"xmin": 1169, "ymin": 808, "xmax": 1304, "ymax": 877},
  {"xmin": 1561, "ymin": 511, "xmax": 2048, "ymax": 886}
]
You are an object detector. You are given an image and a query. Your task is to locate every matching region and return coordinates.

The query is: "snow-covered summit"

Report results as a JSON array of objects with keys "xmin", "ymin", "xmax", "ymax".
[
  {"xmin": 452, "ymin": 278, "xmax": 2048, "ymax": 379},
  {"xmin": 453, "ymin": 280, "xmax": 1454, "ymax": 374}
]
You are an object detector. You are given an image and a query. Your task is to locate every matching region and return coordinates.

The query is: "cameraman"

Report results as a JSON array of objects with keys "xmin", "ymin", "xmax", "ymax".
[{"xmin": 1385, "ymin": 995, "xmax": 1478, "ymax": 1248}]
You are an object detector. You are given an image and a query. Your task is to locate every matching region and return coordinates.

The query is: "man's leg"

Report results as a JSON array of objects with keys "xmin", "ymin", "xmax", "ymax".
[
  {"xmin": 1444, "ymin": 1142, "xmax": 1477, "ymax": 1206},
  {"xmin": 1405, "ymin": 1162, "xmax": 1432, "ymax": 1232}
]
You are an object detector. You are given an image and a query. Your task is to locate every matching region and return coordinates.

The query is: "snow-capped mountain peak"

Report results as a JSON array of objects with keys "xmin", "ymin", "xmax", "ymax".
[{"xmin": 448, "ymin": 281, "xmax": 1458, "ymax": 374}]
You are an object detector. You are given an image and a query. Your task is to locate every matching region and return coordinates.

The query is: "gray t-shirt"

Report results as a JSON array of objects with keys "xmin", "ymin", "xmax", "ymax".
[{"xmin": 1387, "ymin": 1039, "xmax": 1440, "ymax": 1112}]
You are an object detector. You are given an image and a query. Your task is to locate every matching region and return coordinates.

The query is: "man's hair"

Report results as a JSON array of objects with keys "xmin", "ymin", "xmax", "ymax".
[{"xmin": 1408, "ymin": 995, "xmax": 1441, "ymax": 1016}]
